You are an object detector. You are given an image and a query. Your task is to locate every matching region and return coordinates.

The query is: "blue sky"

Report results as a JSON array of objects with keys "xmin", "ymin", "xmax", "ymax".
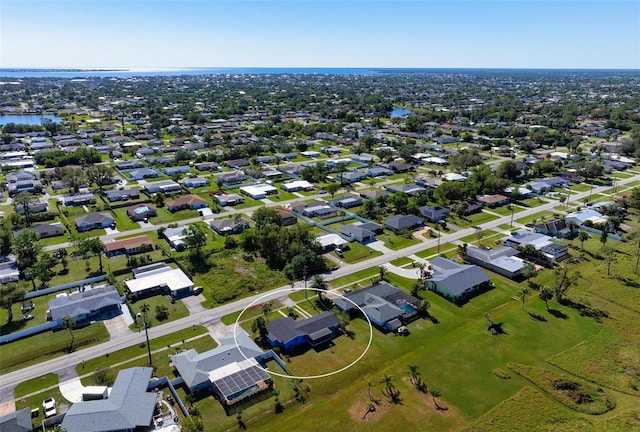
[{"xmin": 1, "ymin": 1, "xmax": 639, "ymax": 69}]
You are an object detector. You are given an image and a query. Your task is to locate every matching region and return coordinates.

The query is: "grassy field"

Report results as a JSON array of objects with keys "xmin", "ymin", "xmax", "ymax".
[
  {"xmin": 378, "ymin": 230, "xmax": 421, "ymax": 250},
  {"xmin": 488, "ymin": 205, "xmax": 525, "ymax": 217},
  {"xmin": 452, "ymin": 211, "xmax": 500, "ymax": 228},
  {"xmin": 126, "ymin": 296, "xmax": 190, "ymax": 330},
  {"xmin": 180, "ymin": 219, "xmax": 640, "ymax": 432},
  {"xmin": 0, "ymin": 323, "xmax": 110, "ymax": 374},
  {"xmin": 330, "ymin": 242, "xmax": 382, "ymax": 264}
]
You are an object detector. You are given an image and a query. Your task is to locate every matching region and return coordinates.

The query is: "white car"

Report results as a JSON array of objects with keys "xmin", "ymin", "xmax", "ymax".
[{"xmin": 43, "ymin": 398, "xmax": 56, "ymax": 418}]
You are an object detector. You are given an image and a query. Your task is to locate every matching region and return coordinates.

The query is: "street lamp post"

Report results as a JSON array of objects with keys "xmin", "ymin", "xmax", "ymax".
[{"xmin": 138, "ymin": 309, "xmax": 152, "ymax": 367}]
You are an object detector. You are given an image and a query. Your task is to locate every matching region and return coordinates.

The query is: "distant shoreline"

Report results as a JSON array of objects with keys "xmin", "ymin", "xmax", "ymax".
[{"xmin": 1, "ymin": 67, "xmax": 639, "ymax": 79}]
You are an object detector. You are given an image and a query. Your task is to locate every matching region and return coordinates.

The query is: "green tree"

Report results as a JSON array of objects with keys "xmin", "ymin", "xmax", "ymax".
[
  {"xmin": 599, "ymin": 229, "xmax": 608, "ymax": 247},
  {"xmin": 30, "ymin": 252, "xmax": 56, "ymax": 288},
  {"xmin": 521, "ymin": 262, "xmax": 537, "ymax": 282},
  {"xmin": 78, "ymin": 237, "xmax": 106, "ymax": 273},
  {"xmin": 86, "ymin": 164, "xmax": 115, "ymax": 192},
  {"xmin": 63, "ymin": 168, "xmax": 85, "ymax": 193},
  {"xmin": 538, "ymin": 285, "xmax": 554, "ymax": 310},
  {"xmin": 578, "ymin": 231, "xmax": 590, "ymax": 251},
  {"xmin": 496, "ymin": 160, "xmax": 521, "ymax": 180},
  {"xmin": 630, "ymin": 187, "xmax": 640, "ymax": 210},
  {"xmin": 553, "ymin": 265, "xmax": 581, "ymax": 303},
  {"xmin": 518, "ymin": 287, "xmax": 530, "ymax": 311},
  {"xmin": 13, "ymin": 191, "xmax": 38, "ymax": 226},
  {"xmin": 378, "ymin": 266, "xmax": 389, "ymax": 282},
  {"xmin": 0, "ymin": 282, "xmax": 26, "ymax": 323},
  {"xmin": 251, "ymin": 316, "xmax": 268, "ymax": 342},
  {"xmin": 600, "ymin": 246, "xmax": 618, "ymax": 276},
  {"xmin": 183, "ymin": 224, "xmax": 208, "ymax": 254},
  {"xmin": 13, "ymin": 229, "xmax": 42, "ymax": 271},
  {"xmin": 380, "ymin": 373, "xmax": 401, "ymax": 404},
  {"xmin": 325, "ymin": 183, "xmax": 340, "ymax": 198}
]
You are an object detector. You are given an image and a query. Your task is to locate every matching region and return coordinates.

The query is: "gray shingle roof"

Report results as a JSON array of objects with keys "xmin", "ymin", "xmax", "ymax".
[
  {"xmin": 74, "ymin": 213, "xmax": 114, "ymax": 228},
  {"xmin": 267, "ymin": 311, "xmax": 339, "ymax": 345},
  {"xmin": 333, "ymin": 282, "xmax": 419, "ymax": 325},
  {"xmin": 61, "ymin": 367, "xmax": 156, "ymax": 432},
  {"xmin": 48, "ymin": 285, "xmax": 123, "ymax": 321},
  {"xmin": 0, "ymin": 407, "xmax": 31, "ymax": 432},
  {"xmin": 170, "ymin": 331, "xmax": 263, "ymax": 390},
  {"xmin": 429, "ymin": 257, "xmax": 491, "ymax": 297}
]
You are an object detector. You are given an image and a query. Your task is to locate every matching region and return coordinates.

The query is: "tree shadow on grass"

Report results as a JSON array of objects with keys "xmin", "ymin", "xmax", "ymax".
[
  {"xmin": 528, "ymin": 312, "xmax": 547, "ymax": 322},
  {"xmin": 548, "ymin": 309, "xmax": 568, "ymax": 319}
]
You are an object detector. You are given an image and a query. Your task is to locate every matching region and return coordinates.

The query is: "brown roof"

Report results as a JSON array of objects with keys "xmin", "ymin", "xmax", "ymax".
[
  {"xmin": 104, "ymin": 235, "xmax": 153, "ymax": 252},
  {"xmin": 477, "ymin": 194, "xmax": 508, "ymax": 204},
  {"xmin": 168, "ymin": 194, "xmax": 206, "ymax": 207}
]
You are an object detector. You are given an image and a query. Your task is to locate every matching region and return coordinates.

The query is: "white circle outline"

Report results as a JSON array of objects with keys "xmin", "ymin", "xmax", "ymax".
[{"xmin": 233, "ymin": 287, "xmax": 373, "ymax": 380}]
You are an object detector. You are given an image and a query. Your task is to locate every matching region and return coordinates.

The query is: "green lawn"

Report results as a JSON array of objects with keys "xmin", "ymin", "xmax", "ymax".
[
  {"xmin": 330, "ymin": 242, "xmax": 382, "ymax": 264},
  {"xmin": 0, "ymin": 323, "xmax": 110, "ymax": 374},
  {"xmin": 265, "ymin": 191, "xmax": 298, "ymax": 202},
  {"xmin": 149, "ymin": 207, "xmax": 200, "ymax": 224},
  {"xmin": 517, "ymin": 197, "xmax": 548, "ymax": 207},
  {"xmin": 516, "ymin": 210, "xmax": 558, "ymax": 225},
  {"xmin": 126, "ymin": 295, "xmax": 190, "ymax": 330},
  {"xmin": 14, "ymin": 373, "xmax": 59, "ymax": 398},
  {"xmin": 329, "ymin": 267, "xmax": 379, "ymax": 288},
  {"xmin": 488, "ymin": 205, "xmax": 525, "ymax": 217},
  {"xmin": 379, "ymin": 230, "xmax": 421, "ymax": 250},
  {"xmin": 110, "ymin": 208, "xmax": 142, "ymax": 231},
  {"xmin": 452, "ymin": 211, "xmax": 500, "ymax": 228}
]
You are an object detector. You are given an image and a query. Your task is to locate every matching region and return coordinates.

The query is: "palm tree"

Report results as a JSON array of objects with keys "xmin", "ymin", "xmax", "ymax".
[
  {"xmin": 415, "ymin": 262, "xmax": 427, "ymax": 282},
  {"xmin": 261, "ymin": 303, "xmax": 273, "ymax": 322},
  {"xmin": 378, "ymin": 266, "xmax": 389, "ymax": 282},
  {"xmin": 429, "ymin": 387, "xmax": 446, "ymax": 411},
  {"xmin": 0, "ymin": 282, "xmax": 26, "ymax": 323},
  {"xmin": 519, "ymin": 287, "xmax": 530, "ymax": 311},
  {"xmin": 578, "ymin": 231, "xmax": 590, "ymax": 251},
  {"xmin": 367, "ymin": 381, "xmax": 380, "ymax": 405},
  {"xmin": 379, "ymin": 374, "xmax": 401, "ymax": 403},
  {"xmin": 538, "ymin": 286, "xmax": 553, "ymax": 310},
  {"xmin": 63, "ymin": 316, "xmax": 76, "ymax": 352}
]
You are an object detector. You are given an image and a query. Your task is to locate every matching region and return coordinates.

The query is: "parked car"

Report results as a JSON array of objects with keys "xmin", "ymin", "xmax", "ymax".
[{"xmin": 43, "ymin": 398, "xmax": 56, "ymax": 418}]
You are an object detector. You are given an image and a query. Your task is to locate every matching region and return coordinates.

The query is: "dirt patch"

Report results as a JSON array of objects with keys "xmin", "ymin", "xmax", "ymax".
[
  {"xmin": 234, "ymin": 265, "xmax": 256, "ymax": 276},
  {"xmin": 348, "ymin": 400, "xmax": 390, "ymax": 422}
]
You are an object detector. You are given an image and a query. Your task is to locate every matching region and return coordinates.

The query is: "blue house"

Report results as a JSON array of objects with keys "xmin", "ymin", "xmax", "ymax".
[
  {"xmin": 164, "ymin": 165, "xmax": 191, "ymax": 176},
  {"xmin": 333, "ymin": 282, "xmax": 418, "ymax": 331},
  {"xmin": 266, "ymin": 311, "xmax": 340, "ymax": 351},
  {"xmin": 182, "ymin": 177, "xmax": 209, "ymax": 188},
  {"xmin": 74, "ymin": 213, "xmax": 114, "ymax": 232}
]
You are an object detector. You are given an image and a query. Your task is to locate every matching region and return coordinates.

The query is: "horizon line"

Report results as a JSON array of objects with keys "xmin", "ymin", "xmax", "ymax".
[{"xmin": 2, "ymin": 66, "xmax": 640, "ymax": 71}]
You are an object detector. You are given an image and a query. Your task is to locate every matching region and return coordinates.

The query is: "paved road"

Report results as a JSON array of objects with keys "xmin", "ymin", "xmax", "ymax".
[{"xmin": 4, "ymin": 173, "xmax": 639, "ymax": 404}]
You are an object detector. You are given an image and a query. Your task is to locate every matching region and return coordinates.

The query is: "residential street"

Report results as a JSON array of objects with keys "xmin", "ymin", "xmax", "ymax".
[{"xmin": 3, "ymin": 172, "xmax": 639, "ymax": 406}]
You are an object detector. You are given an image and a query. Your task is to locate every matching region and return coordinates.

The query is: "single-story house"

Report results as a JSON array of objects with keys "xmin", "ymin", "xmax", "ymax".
[
  {"xmin": 384, "ymin": 214, "xmax": 424, "ymax": 232},
  {"xmin": 425, "ymin": 257, "xmax": 492, "ymax": 301},
  {"xmin": 267, "ymin": 311, "xmax": 340, "ymax": 351},
  {"xmin": 127, "ymin": 167, "xmax": 162, "ymax": 180},
  {"xmin": 210, "ymin": 217, "xmax": 250, "ymax": 235},
  {"xmin": 338, "ymin": 171, "xmax": 367, "ymax": 184},
  {"xmin": 14, "ymin": 198, "xmax": 47, "ymax": 215},
  {"xmin": 61, "ymin": 193, "xmax": 96, "ymax": 207},
  {"xmin": 104, "ymin": 188, "xmax": 140, "ymax": 202},
  {"xmin": 359, "ymin": 189, "xmax": 389, "ymax": 200},
  {"xmin": 463, "ymin": 245, "xmax": 525, "ymax": 279},
  {"xmin": 316, "ymin": 233, "xmax": 349, "ymax": 252},
  {"xmin": 239, "ymin": 184, "xmax": 278, "ymax": 199},
  {"xmin": 274, "ymin": 207, "xmax": 297, "ymax": 225},
  {"xmin": 47, "ymin": 284, "xmax": 124, "ymax": 323},
  {"xmin": 182, "ymin": 177, "xmax": 210, "ymax": 188},
  {"xmin": 385, "ymin": 183, "xmax": 426, "ymax": 196},
  {"xmin": 329, "ymin": 194, "xmax": 363, "ymax": 208},
  {"xmin": 104, "ymin": 235, "xmax": 153, "ymax": 257},
  {"xmin": 224, "ymin": 158, "xmax": 249, "ymax": 168},
  {"xmin": 116, "ymin": 160, "xmax": 144, "ymax": 170},
  {"xmin": 505, "ymin": 186, "xmax": 533, "ymax": 197},
  {"xmin": 167, "ymin": 194, "xmax": 207, "ymax": 212},
  {"xmin": 61, "ymin": 367, "xmax": 157, "ymax": 432},
  {"xmin": 340, "ymin": 223, "xmax": 376, "ymax": 243},
  {"xmin": 464, "ymin": 201, "xmax": 483, "ymax": 215},
  {"xmin": 218, "ymin": 171, "xmax": 248, "ymax": 185},
  {"xmin": 163, "ymin": 226, "xmax": 190, "ymax": 250},
  {"xmin": 170, "ymin": 331, "xmax": 273, "ymax": 405},
  {"xmin": 194, "ymin": 162, "xmax": 220, "ymax": 172},
  {"xmin": 75, "ymin": 213, "xmax": 114, "ymax": 232},
  {"xmin": 126, "ymin": 203, "xmax": 157, "ymax": 221},
  {"xmin": 503, "ymin": 230, "xmax": 570, "ymax": 263},
  {"xmin": 163, "ymin": 165, "xmax": 191, "ymax": 176},
  {"xmin": 216, "ymin": 193, "xmax": 244, "ymax": 206},
  {"xmin": 291, "ymin": 200, "xmax": 338, "ymax": 219},
  {"xmin": 366, "ymin": 167, "xmax": 394, "ymax": 177},
  {"xmin": 418, "ymin": 205, "xmax": 450, "ymax": 222},
  {"xmin": 143, "ymin": 180, "xmax": 182, "ymax": 195},
  {"xmin": 566, "ymin": 209, "xmax": 608, "ymax": 227},
  {"xmin": 0, "ymin": 407, "xmax": 32, "ymax": 432},
  {"xmin": 125, "ymin": 262, "xmax": 194, "ymax": 299},
  {"xmin": 14, "ymin": 222, "xmax": 64, "ymax": 239},
  {"xmin": 477, "ymin": 194, "xmax": 509, "ymax": 207},
  {"xmin": 333, "ymin": 282, "xmax": 419, "ymax": 331},
  {"xmin": 0, "ymin": 260, "xmax": 20, "ymax": 284},
  {"xmin": 281, "ymin": 180, "xmax": 314, "ymax": 192},
  {"xmin": 534, "ymin": 219, "xmax": 575, "ymax": 238},
  {"xmin": 388, "ymin": 161, "xmax": 413, "ymax": 172},
  {"xmin": 352, "ymin": 154, "xmax": 374, "ymax": 164}
]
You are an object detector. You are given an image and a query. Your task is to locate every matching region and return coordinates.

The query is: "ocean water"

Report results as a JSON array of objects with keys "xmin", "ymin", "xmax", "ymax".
[{"xmin": 2, "ymin": 67, "xmax": 637, "ymax": 79}]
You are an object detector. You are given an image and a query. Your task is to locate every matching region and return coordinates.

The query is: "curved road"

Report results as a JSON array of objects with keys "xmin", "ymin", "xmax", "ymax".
[{"xmin": 3, "ymin": 173, "xmax": 638, "ymax": 403}]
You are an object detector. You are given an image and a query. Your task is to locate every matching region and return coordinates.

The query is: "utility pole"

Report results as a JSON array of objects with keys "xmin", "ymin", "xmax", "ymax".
[
  {"xmin": 509, "ymin": 204, "xmax": 514, "ymax": 229},
  {"xmin": 636, "ymin": 234, "xmax": 640, "ymax": 274},
  {"xmin": 303, "ymin": 264, "xmax": 308, "ymax": 301},
  {"xmin": 139, "ymin": 309, "xmax": 152, "ymax": 367}
]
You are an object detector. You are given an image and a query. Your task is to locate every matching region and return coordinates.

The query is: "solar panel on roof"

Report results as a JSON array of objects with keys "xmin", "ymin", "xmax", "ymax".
[{"xmin": 213, "ymin": 366, "xmax": 270, "ymax": 398}]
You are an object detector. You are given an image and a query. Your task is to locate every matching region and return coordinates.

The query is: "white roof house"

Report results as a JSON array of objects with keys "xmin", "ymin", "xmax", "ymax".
[
  {"xmin": 239, "ymin": 184, "xmax": 278, "ymax": 199},
  {"xmin": 316, "ymin": 233, "xmax": 348, "ymax": 250},
  {"xmin": 281, "ymin": 180, "xmax": 314, "ymax": 192},
  {"xmin": 125, "ymin": 264, "xmax": 193, "ymax": 298}
]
